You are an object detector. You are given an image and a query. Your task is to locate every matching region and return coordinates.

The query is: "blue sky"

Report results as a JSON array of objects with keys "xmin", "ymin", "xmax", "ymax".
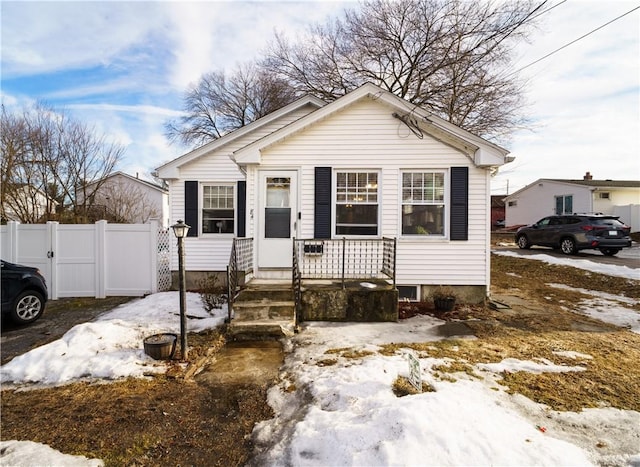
[{"xmin": 1, "ymin": 1, "xmax": 639, "ymax": 194}]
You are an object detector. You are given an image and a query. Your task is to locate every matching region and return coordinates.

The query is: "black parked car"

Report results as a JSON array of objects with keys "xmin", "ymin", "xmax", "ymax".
[
  {"xmin": 515, "ymin": 214, "xmax": 632, "ymax": 256},
  {"xmin": 1, "ymin": 260, "xmax": 48, "ymax": 324}
]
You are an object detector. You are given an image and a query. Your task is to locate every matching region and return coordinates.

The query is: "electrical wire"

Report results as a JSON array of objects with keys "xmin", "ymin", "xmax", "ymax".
[{"xmin": 510, "ymin": 4, "xmax": 640, "ymax": 76}]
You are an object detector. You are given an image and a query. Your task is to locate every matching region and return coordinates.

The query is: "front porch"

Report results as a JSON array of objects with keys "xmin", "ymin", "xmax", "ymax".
[{"xmin": 226, "ymin": 237, "xmax": 398, "ymax": 339}]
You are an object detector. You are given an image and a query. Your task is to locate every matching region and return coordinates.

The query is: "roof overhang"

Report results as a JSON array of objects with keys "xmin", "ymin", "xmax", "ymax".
[{"xmin": 155, "ymin": 95, "xmax": 326, "ymax": 179}]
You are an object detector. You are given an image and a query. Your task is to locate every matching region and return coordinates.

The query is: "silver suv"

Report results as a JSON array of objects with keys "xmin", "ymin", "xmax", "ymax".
[{"xmin": 515, "ymin": 214, "xmax": 632, "ymax": 256}]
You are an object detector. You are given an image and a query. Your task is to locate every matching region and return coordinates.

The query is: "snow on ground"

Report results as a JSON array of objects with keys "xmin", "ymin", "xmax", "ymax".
[
  {"xmin": 493, "ymin": 250, "xmax": 640, "ymax": 280},
  {"xmin": 549, "ymin": 283, "xmax": 640, "ymax": 334},
  {"xmin": 0, "ymin": 440, "xmax": 103, "ymax": 466},
  {"xmin": 0, "ymin": 292, "xmax": 224, "ymax": 386},
  {"xmin": 1, "ymin": 254, "xmax": 639, "ymax": 466}
]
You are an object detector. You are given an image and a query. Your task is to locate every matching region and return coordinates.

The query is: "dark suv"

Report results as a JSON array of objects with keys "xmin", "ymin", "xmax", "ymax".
[
  {"xmin": 515, "ymin": 214, "xmax": 632, "ymax": 256},
  {"xmin": 1, "ymin": 260, "xmax": 48, "ymax": 324}
]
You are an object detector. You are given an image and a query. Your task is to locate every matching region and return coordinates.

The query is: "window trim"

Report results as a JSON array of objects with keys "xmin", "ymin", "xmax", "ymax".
[
  {"xmin": 399, "ymin": 169, "xmax": 448, "ymax": 239},
  {"xmin": 333, "ymin": 169, "xmax": 381, "ymax": 237},
  {"xmin": 555, "ymin": 194, "xmax": 573, "ymax": 215},
  {"xmin": 397, "ymin": 285, "xmax": 420, "ymax": 301},
  {"xmin": 200, "ymin": 182, "xmax": 236, "ymax": 236}
]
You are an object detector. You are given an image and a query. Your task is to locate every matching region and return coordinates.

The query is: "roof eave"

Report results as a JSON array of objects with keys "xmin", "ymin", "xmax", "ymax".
[{"xmin": 155, "ymin": 95, "xmax": 326, "ymax": 177}]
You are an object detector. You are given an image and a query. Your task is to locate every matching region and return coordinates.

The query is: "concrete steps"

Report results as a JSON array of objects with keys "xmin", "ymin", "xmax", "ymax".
[{"xmin": 228, "ymin": 284, "xmax": 296, "ymax": 340}]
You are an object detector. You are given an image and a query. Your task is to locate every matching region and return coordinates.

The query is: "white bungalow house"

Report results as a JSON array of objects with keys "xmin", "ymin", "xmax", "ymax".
[
  {"xmin": 504, "ymin": 172, "xmax": 640, "ymax": 232},
  {"xmin": 156, "ymin": 83, "xmax": 510, "ymax": 320}
]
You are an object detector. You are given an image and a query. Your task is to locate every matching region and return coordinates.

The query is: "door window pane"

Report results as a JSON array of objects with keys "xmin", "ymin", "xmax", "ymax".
[
  {"xmin": 266, "ymin": 178, "xmax": 290, "ymax": 207},
  {"xmin": 265, "ymin": 177, "xmax": 291, "ymax": 238}
]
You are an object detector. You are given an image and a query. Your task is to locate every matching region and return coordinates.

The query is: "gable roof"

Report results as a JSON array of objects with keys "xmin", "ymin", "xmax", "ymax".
[
  {"xmin": 86, "ymin": 171, "xmax": 168, "ymax": 193},
  {"xmin": 155, "ymin": 95, "xmax": 326, "ymax": 178},
  {"xmin": 233, "ymin": 82, "xmax": 509, "ymax": 167},
  {"xmin": 505, "ymin": 178, "xmax": 640, "ymax": 200}
]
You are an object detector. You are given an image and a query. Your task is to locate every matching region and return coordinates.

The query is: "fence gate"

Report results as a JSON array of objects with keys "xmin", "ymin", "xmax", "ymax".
[
  {"xmin": 157, "ymin": 228, "xmax": 172, "ymax": 292},
  {"xmin": 1, "ymin": 220, "xmax": 170, "ymax": 299}
]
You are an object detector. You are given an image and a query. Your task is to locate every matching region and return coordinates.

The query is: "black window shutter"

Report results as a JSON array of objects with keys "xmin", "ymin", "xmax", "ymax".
[
  {"xmin": 237, "ymin": 180, "xmax": 246, "ymax": 237},
  {"xmin": 184, "ymin": 181, "xmax": 198, "ymax": 237},
  {"xmin": 314, "ymin": 167, "xmax": 332, "ymax": 239},
  {"xmin": 450, "ymin": 167, "xmax": 468, "ymax": 241}
]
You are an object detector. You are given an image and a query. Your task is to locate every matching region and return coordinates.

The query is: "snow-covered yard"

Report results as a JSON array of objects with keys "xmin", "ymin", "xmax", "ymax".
[{"xmin": 1, "ymin": 253, "xmax": 639, "ymax": 466}]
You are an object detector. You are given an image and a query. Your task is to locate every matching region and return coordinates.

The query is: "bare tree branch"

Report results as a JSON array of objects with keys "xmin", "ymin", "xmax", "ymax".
[
  {"xmin": 164, "ymin": 63, "xmax": 299, "ymax": 147},
  {"xmin": 1, "ymin": 103, "xmax": 124, "ymax": 223},
  {"xmin": 264, "ymin": 0, "xmax": 539, "ymax": 142}
]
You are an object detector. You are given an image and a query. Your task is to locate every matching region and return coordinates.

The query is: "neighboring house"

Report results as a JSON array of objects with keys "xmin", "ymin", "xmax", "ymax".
[
  {"xmin": 504, "ymin": 172, "xmax": 640, "ymax": 231},
  {"xmin": 1, "ymin": 185, "xmax": 58, "ymax": 223},
  {"xmin": 156, "ymin": 83, "xmax": 511, "ymax": 303},
  {"xmin": 79, "ymin": 172, "xmax": 169, "ymax": 226},
  {"xmin": 491, "ymin": 195, "xmax": 506, "ymax": 230}
]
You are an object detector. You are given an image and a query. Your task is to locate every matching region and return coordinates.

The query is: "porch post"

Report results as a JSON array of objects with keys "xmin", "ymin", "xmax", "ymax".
[{"xmin": 341, "ymin": 237, "xmax": 346, "ymax": 289}]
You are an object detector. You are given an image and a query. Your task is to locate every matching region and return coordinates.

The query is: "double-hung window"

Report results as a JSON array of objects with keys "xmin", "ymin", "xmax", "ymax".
[
  {"xmin": 401, "ymin": 171, "xmax": 445, "ymax": 236},
  {"xmin": 202, "ymin": 185, "xmax": 234, "ymax": 234},
  {"xmin": 336, "ymin": 171, "xmax": 378, "ymax": 235}
]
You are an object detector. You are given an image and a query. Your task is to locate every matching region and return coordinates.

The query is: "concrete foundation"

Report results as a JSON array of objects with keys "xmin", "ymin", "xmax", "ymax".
[
  {"xmin": 171, "ymin": 270, "xmax": 241, "ymax": 291},
  {"xmin": 302, "ymin": 279, "xmax": 398, "ymax": 322},
  {"xmin": 420, "ymin": 285, "xmax": 487, "ymax": 304}
]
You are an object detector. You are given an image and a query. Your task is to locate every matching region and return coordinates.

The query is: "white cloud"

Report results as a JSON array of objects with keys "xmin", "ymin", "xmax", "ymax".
[
  {"xmin": 66, "ymin": 103, "xmax": 185, "ymax": 118},
  {"xmin": 164, "ymin": 1, "xmax": 350, "ymax": 88},
  {"xmin": 1, "ymin": 2, "xmax": 168, "ymax": 77}
]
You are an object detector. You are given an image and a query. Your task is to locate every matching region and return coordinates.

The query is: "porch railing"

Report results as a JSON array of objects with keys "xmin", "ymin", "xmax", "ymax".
[
  {"xmin": 292, "ymin": 240, "xmax": 303, "ymax": 326},
  {"xmin": 226, "ymin": 237, "xmax": 253, "ymax": 322},
  {"xmin": 293, "ymin": 237, "xmax": 396, "ymax": 288}
]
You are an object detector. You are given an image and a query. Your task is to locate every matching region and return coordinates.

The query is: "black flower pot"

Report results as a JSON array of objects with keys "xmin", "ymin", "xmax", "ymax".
[{"xmin": 143, "ymin": 333, "xmax": 178, "ymax": 360}]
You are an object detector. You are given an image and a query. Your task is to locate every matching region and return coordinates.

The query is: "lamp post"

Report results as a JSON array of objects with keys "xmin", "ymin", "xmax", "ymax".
[{"xmin": 171, "ymin": 220, "xmax": 190, "ymax": 360}]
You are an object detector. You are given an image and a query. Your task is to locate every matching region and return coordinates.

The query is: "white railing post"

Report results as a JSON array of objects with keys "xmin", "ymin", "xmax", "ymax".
[
  {"xmin": 7, "ymin": 221, "xmax": 19, "ymax": 263},
  {"xmin": 47, "ymin": 221, "xmax": 59, "ymax": 300},
  {"xmin": 149, "ymin": 220, "xmax": 159, "ymax": 294},
  {"xmin": 95, "ymin": 220, "xmax": 107, "ymax": 299}
]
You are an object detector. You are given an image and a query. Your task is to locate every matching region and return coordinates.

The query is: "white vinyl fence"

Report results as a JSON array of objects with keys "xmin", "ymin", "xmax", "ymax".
[
  {"xmin": 1, "ymin": 220, "xmax": 171, "ymax": 299},
  {"xmin": 612, "ymin": 204, "xmax": 640, "ymax": 233}
]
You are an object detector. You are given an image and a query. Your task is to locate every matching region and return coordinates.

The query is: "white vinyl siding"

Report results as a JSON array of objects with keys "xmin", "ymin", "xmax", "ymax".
[
  {"xmin": 166, "ymin": 106, "xmax": 316, "ymax": 271},
  {"xmin": 249, "ymin": 98, "xmax": 491, "ymax": 286},
  {"xmin": 168, "ymin": 94, "xmax": 496, "ymax": 288}
]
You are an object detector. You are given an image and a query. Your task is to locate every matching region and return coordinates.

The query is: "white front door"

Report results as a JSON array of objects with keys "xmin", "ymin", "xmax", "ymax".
[{"xmin": 257, "ymin": 170, "xmax": 298, "ymax": 271}]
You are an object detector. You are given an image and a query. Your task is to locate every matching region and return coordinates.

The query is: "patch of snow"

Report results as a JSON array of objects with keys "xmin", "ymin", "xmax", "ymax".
[
  {"xmin": 548, "ymin": 283, "xmax": 639, "ymax": 305},
  {"xmin": 546, "ymin": 284, "xmax": 640, "ymax": 334},
  {"xmin": 477, "ymin": 358, "xmax": 586, "ymax": 374},
  {"xmin": 493, "ymin": 250, "xmax": 640, "ymax": 280},
  {"xmin": 552, "ymin": 350, "xmax": 594, "ymax": 360},
  {"xmin": 0, "ymin": 440, "xmax": 103, "ymax": 466}
]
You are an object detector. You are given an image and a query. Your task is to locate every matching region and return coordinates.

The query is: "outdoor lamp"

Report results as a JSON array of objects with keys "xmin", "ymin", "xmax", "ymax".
[
  {"xmin": 171, "ymin": 219, "xmax": 190, "ymax": 360},
  {"xmin": 171, "ymin": 219, "xmax": 190, "ymax": 238}
]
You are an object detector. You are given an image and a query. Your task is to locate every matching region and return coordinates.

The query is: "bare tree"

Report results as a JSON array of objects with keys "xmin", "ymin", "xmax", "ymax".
[
  {"xmin": 1, "ymin": 103, "xmax": 124, "ymax": 223},
  {"xmin": 165, "ymin": 62, "xmax": 299, "ymax": 147},
  {"xmin": 264, "ymin": 0, "xmax": 542, "ymax": 141}
]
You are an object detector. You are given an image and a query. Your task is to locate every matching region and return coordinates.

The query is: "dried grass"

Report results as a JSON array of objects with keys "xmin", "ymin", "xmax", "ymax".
[{"xmin": 2, "ymin": 254, "xmax": 639, "ymax": 464}]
